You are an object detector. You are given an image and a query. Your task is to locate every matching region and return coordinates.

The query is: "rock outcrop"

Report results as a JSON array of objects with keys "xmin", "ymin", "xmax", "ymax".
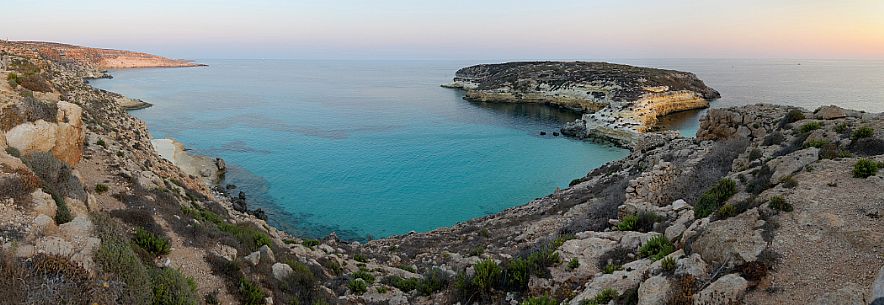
[
  {"xmin": 444, "ymin": 62, "xmax": 720, "ymax": 147},
  {"xmin": 0, "ymin": 40, "xmax": 204, "ymax": 70}
]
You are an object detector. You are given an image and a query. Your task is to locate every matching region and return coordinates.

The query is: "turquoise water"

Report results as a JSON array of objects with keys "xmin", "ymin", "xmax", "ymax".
[
  {"xmin": 91, "ymin": 60, "xmax": 628, "ymax": 240},
  {"xmin": 91, "ymin": 59, "xmax": 884, "ymax": 240}
]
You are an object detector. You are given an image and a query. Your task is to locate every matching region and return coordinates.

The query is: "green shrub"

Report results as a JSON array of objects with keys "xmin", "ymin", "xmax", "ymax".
[
  {"xmin": 579, "ymin": 288, "xmax": 619, "ymax": 305},
  {"xmin": 239, "ymin": 278, "xmax": 266, "ymax": 305},
  {"xmin": 284, "ymin": 259, "xmax": 316, "ymax": 289},
  {"xmin": 96, "ymin": 139, "xmax": 107, "ymax": 147},
  {"xmin": 417, "ymin": 268, "xmax": 449, "ymax": 296},
  {"xmin": 376, "ymin": 286, "xmax": 388, "ymax": 293},
  {"xmin": 151, "ymin": 268, "xmax": 199, "ymax": 305},
  {"xmin": 468, "ymin": 245, "xmax": 486, "ymax": 257},
  {"xmin": 5, "ymin": 147, "xmax": 20, "ymax": 158},
  {"xmin": 397, "ymin": 264, "xmax": 417, "ymax": 273},
  {"xmin": 782, "ymin": 109, "xmax": 805, "ymax": 125},
  {"xmin": 387, "ymin": 275, "xmax": 419, "ymax": 292},
  {"xmin": 603, "ymin": 263, "xmax": 622, "ymax": 274},
  {"xmin": 354, "ymin": 253, "xmax": 367, "ymax": 263},
  {"xmin": 567, "ymin": 258, "xmax": 580, "ymax": 270},
  {"xmin": 639, "ymin": 235, "xmax": 675, "ymax": 261},
  {"xmin": 798, "ymin": 122, "xmax": 822, "ymax": 133},
  {"xmin": 526, "ymin": 245, "xmax": 561, "ymax": 276},
  {"xmin": 853, "ymin": 158, "xmax": 880, "ymax": 178},
  {"xmin": 522, "ymin": 295, "xmax": 558, "ymax": 305},
  {"xmin": 851, "ymin": 126, "xmax": 875, "ymax": 140},
  {"xmin": 51, "ymin": 192, "xmax": 73, "ymax": 224},
  {"xmin": 95, "ymin": 183, "xmax": 110, "ymax": 194},
  {"xmin": 715, "ymin": 204, "xmax": 738, "ymax": 219},
  {"xmin": 748, "ymin": 148, "xmax": 762, "ymax": 161},
  {"xmin": 348, "ymin": 278, "xmax": 368, "ymax": 295},
  {"xmin": 302, "ymin": 239, "xmax": 320, "ymax": 248},
  {"xmin": 133, "ymin": 227, "xmax": 171, "ymax": 256},
  {"xmin": 661, "ymin": 256, "xmax": 677, "ymax": 273},
  {"xmin": 93, "ymin": 232, "xmax": 153, "ymax": 304},
  {"xmin": 804, "ymin": 139, "xmax": 830, "ymax": 148},
  {"xmin": 767, "ymin": 196, "xmax": 793, "ymax": 212},
  {"xmin": 473, "ymin": 259, "xmax": 502, "ymax": 293},
  {"xmin": 617, "ymin": 215, "xmax": 638, "ymax": 231},
  {"xmin": 780, "ymin": 176, "xmax": 798, "ymax": 188},
  {"xmin": 503, "ymin": 257, "xmax": 530, "ymax": 291},
  {"xmin": 694, "ymin": 178, "xmax": 738, "ymax": 218},
  {"xmin": 219, "ymin": 223, "xmax": 272, "ymax": 251},
  {"xmin": 352, "ymin": 268, "xmax": 375, "ymax": 284},
  {"xmin": 835, "ymin": 123, "xmax": 849, "ymax": 134}
]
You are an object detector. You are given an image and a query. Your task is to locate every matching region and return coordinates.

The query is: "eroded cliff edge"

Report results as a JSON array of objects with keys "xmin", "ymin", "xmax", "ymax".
[
  {"xmin": 443, "ymin": 62, "xmax": 721, "ymax": 147},
  {"xmin": 0, "ymin": 42, "xmax": 882, "ymax": 305}
]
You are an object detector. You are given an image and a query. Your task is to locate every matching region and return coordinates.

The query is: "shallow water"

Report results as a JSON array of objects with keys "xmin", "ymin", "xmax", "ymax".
[
  {"xmin": 91, "ymin": 58, "xmax": 884, "ymax": 240},
  {"xmin": 91, "ymin": 60, "xmax": 628, "ymax": 239}
]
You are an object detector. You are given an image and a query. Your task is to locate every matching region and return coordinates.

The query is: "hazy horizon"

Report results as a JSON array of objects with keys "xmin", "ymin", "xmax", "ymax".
[{"xmin": 4, "ymin": 0, "xmax": 884, "ymax": 60}]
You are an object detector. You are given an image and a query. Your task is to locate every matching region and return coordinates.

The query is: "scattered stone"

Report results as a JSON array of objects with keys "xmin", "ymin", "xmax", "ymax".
[
  {"xmin": 272, "ymin": 262, "xmax": 294, "ymax": 281},
  {"xmin": 694, "ymin": 274, "xmax": 748, "ymax": 305},
  {"xmin": 637, "ymin": 275, "xmax": 672, "ymax": 305}
]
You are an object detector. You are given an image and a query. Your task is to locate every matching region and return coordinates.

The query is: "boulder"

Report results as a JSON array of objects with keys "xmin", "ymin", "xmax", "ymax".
[
  {"xmin": 244, "ymin": 251, "xmax": 261, "ymax": 266},
  {"xmin": 136, "ymin": 170, "xmax": 163, "ymax": 190},
  {"xmin": 568, "ymin": 259, "xmax": 652, "ymax": 305},
  {"xmin": 212, "ymin": 243, "xmax": 237, "ymax": 261},
  {"xmin": 638, "ymin": 275, "xmax": 672, "ymax": 305},
  {"xmin": 814, "ymin": 105, "xmax": 847, "ymax": 120},
  {"xmin": 272, "ymin": 262, "xmax": 294, "ymax": 281},
  {"xmin": 259, "ymin": 245, "xmax": 275, "ymax": 263},
  {"xmin": 872, "ymin": 265, "xmax": 884, "ymax": 305},
  {"xmin": 4, "ymin": 101, "xmax": 85, "ymax": 166},
  {"xmin": 767, "ymin": 148, "xmax": 819, "ymax": 183},
  {"xmin": 690, "ymin": 209, "xmax": 766, "ymax": 267},
  {"xmin": 675, "ymin": 253, "xmax": 710, "ymax": 281},
  {"xmin": 693, "ymin": 274, "xmax": 748, "ymax": 305}
]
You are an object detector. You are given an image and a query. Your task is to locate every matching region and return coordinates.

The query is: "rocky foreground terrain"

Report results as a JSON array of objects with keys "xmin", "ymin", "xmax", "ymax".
[
  {"xmin": 443, "ymin": 62, "xmax": 721, "ymax": 147},
  {"xmin": 0, "ymin": 43, "xmax": 882, "ymax": 305}
]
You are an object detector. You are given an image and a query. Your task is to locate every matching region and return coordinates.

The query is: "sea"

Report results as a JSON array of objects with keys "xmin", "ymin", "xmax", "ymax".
[{"xmin": 89, "ymin": 58, "xmax": 884, "ymax": 240}]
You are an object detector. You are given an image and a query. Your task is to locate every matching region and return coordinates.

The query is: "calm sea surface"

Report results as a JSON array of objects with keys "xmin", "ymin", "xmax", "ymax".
[{"xmin": 91, "ymin": 59, "xmax": 884, "ymax": 240}]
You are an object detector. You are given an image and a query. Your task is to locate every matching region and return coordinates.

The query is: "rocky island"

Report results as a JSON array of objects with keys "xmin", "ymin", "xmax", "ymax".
[
  {"xmin": 0, "ymin": 42, "xmax": 882, "ymax": 305},
  {"xmin": 443, "ymin": 62, "xmax": 721, "ymax": 147}
]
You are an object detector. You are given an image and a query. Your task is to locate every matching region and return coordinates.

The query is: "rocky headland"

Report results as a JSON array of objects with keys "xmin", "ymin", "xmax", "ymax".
[
  {"xmin": 0, "ymin": 43, "xmax": 882, "ymax": 305},
  {"xmin": 443, "ymin": 62, "xmax": 720, "ymax": 147}
]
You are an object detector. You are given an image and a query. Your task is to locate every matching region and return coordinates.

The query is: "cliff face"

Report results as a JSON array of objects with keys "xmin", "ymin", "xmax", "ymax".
[
  {"xmin": 444, "ymin": 62, "xmax": 720, "ymax": 147},
  {"xmin": 0, "ymin": 40, "xmax": 203, "ymax": 70}
]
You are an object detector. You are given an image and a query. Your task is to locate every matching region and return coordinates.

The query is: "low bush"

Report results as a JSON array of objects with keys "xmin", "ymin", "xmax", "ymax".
[
  {"xmin": 239, "ymin": 277, "xmax": 266, "ymax": 305},
  {"xmin": 849, "ymin": 138, "xmax": 884, "ymax": 156},
  {"xmin": 804, "ymin": 139, "xmax": 829, "ymax": 148},
  {"xmin": 473, "ymin": 259, "xmax": 502, "ymax": 294},
  {"xmin": 0, "ymin": 168, "xmax": 40, "ymax": 200},
  {"xmin": 768, "ymin": 196, "xmax": 793, "ymax": 212},
  {"xmin": 617, "ymin": 214, "xmax": 638, "ymax": 231},
  {"xmin": 781, "ymin": 109, "xmax": 805, "ymax": 126},
  {"xmin": 853, "ymin": 158, "xmax": 880, "ymax": 178},
  {"xmin": 661, "ymin": 256, "xmax": 677, "ymax": 273},
  {"xmin": 798, "ymin": 121, "xmax": 822, "ymax": 133},
  {"xmin": 835, "ymin": 123, "xmax": 849, "ymax": 134},
  {"xmin": 301, "ymin": 239, "xmax": 320, "ymax": 248},
  {"xmin": 779, "ymin": 176, "xmax": 798, "ymax": 188},
  {"xmin": 748, "ymin": 148, "xmax": 763, "ymax": 161},
  {"xmin": 51, "ymin": 192, "xmax": 73, "ymax": 224},
  {"xmin": 694, "ymin": 178, "xmax": 738, "ymax": 218},
  {"xmin": 95, "ymin": 183, "xmax": 110, "ymax": 194},
  {"xmin": 92, "ymin": 214, "xmax": 154, "ymax": 304},
  {"xmin": 352, "ymin": 267, "xmax": 375, "ymax": 284},
  {"xmin": 747, "ymin": 165, "xmax": 774, "ymax": 194},
  {"xmin": 5, "ymin": 146, "xmax": 20, "ymax": 158},
  {"xmin": 354, "ymin": 253, "xmax": 368, "ymax": 263},
  {"xmin": 763, "ymin": 131, "xmax": 786, "ymax": 146},
  {"xmin": 567, "ymin": 258, "xmax": 580, "ymax": 270},
  {"xmin": 603, "ymin": 263, "xmax": 622, "ymax": 274},
  {"xmin": 522, "ymin": 295, "xmax": 558, "ymax": 305},
  {"xmin": 617, "ymin": 211, "xmax": 658, "ymax": 232},
  {"xmin": 133, "ymin": 227, "xmax": 171, "ymax": 256},
  {"xmin": 348, "ymin": 278, "xmax": 368, "ymax": 295},
  {"xmin": 851, "ymin": 126, "xmax": 875, "ymax": 140},
  {"xmin": 579, "ymin": 288, "xmax": 619, "ymax": 305},
  {"xmin": 6, "ymin": 72, "xmax": 19, "ymax": 87},
  {"xmin": 151, "ymin": 268, "xmax": 199, "ymax": 305},
  {"xmin": 639, "ymin": 235, "xmax": 675, "ymax": 261},
  {"xmin": 715, "ymin": 204, "xmax": 738, "ymax": 219},
  {"xmin": 503, "ymin": 257, "xmax": 530, "ymax": 291},
  {"xmin": 386, "ymin": 275, "xmax": 419, "ymax": 292},
  {"xmin": 767, "ymin": 196, "xmax": 793, "ymax": 212},
  {"xmin": 416, "ymin": 267, "xmax": 449, "ymax": 296}
]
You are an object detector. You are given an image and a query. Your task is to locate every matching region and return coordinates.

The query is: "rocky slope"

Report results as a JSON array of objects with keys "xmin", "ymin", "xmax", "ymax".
[
  {"xmin": 0, "ymin": 43, "xmax": 882, "ymax": 305},
  {"xmin": 0, "ymin": 40, "xmax": 203, "ymax": 70},
  {"xmin": 443, "ymin": 62, "xmax": 720, "ymax": 147}
]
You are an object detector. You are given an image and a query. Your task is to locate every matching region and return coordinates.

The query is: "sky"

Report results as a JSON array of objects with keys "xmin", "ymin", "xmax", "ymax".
[{"xmin": 2, "ymin": 0, "xmax": 884, "ymax": 60}]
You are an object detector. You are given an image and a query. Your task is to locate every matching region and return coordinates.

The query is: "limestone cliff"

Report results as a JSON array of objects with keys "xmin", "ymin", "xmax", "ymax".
[
  {"xmin": 0, "ymin": 40, "xmax": 203, "ymax": 70},
  {"xmin": 444, "ymin": 62, "xmax": 720, "ymax": 147}
]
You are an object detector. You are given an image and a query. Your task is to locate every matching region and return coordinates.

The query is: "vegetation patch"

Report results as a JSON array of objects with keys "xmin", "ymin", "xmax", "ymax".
[
  {"xmin": 767, "ymin": 196, "xmax": 793, "ymax": 212},
  {"xmin": 617, "ymin": 211, "xmax": 658, "ymax": 232},
  {"xmin": 579, "ymin": 288, "xmax": 619, "ymax": 305},
  {"xmin": 639, "ymin": 235, "xmax": 675, "ymax": 261},
  {"xmin": 151, "ymin": 268, "xmax": 199, "ymax": 305},
  {"xmin": 851, "ymin": 126, "xmax": 875, "ymax": 140},
  {"xmin": 853, "ymin": 158, "xmax": 880, "ymax": 178},
  {"xmin": 694, "ymin": 178, "xmax": 738, "ymax": 218},
  {"xmin": 798, "ymin": 121, "xmax": 822, "ymax": 133},
  {"xmin": 133, "ymin": 227, "xmax": 171, "ymax": 256},
  {"xmin": 522, "ymin": 295, "xmax": 559, "ymax": 305}
]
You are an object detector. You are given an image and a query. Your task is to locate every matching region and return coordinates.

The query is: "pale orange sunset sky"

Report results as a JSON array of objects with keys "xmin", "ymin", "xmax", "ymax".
[{"xmin": 3, "ymin": 0, "xmax": 884, "ymax": 60}]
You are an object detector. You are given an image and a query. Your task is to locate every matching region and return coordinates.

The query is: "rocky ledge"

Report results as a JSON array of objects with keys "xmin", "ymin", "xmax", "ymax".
[{"xmin": 443, "ymin": 62, "xmax": 720, "ymax": 148}]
